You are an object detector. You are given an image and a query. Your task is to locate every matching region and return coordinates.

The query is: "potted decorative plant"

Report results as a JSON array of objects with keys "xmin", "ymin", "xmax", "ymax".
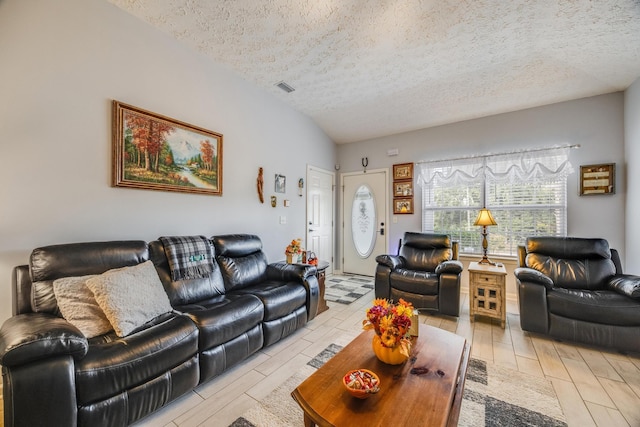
[
  {"xmin": 362, "ymin": 298, "xmax": 413, "ymax": 365},
  {"xmin": 285, "ymin": 238, "xmax": 303, "ymax": 263}
]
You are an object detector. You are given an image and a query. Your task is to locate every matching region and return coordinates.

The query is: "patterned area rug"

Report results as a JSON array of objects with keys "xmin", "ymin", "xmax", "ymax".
[
  {"xmin": 229, "ymin": 344, "xmax": 567, "ymax": 427},
  {"xmin": 324, "ymin": 275, "xmax": 374, "ymax": 304}
]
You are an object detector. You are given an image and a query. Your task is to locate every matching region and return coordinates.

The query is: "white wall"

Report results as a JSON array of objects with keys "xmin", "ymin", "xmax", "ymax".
[
  {"xmin": 625, "ymin": 78, "xmax": 640, "ymax": 275},
  {"xmin": 0, "ymin": 0, "xmax": 336, "ymax": 324},
  {"xmin": 337, "ymin": 93, "xmax": 627, "ymax": 297}
]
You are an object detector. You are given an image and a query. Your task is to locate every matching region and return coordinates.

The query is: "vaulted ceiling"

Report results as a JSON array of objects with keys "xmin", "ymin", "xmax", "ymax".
[{"xmin": 108, "ymin": 0, "xmax": 640, "ymax": 143}]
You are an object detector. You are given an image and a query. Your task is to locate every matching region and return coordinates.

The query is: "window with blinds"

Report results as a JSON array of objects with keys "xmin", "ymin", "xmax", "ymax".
[{"xmin": 419, "ymin": 147, "xmax": 572, "ymax": 257}]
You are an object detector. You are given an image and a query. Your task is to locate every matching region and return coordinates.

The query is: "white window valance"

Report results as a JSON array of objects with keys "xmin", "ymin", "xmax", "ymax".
[{"xmin": 417, "ymin": 146, "xmax": 574, "ymax": 187}]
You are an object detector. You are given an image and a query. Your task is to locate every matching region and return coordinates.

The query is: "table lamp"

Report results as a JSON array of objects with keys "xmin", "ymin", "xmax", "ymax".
[{"xmin": 474, "ymin": 208, "xmax": 497, "ymax": 265}]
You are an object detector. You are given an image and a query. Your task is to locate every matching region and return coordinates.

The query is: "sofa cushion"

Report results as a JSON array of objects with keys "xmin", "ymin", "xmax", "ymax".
[
  {"xmin": 176, "ymin": 293, "xmax": 264, "ymax": 350},
  {"xmin": 547, "ymin": 288, "xmax": 640, "ymax": 326},
  {"xmin": 526, "ymin": 255, "xmax": 615, "ymax": 290},
  {"xmin": 149, "ymin": 240, "xmax": 226, "ymax": 306},
  {"xmin": 86, "ymin": 261, "xmax": 173, "ymax": 337},
  {"xmin": 53, "ymin": 275, "xmax": 113, "ymax": 338},
  {"xmin": 216, "ymin": 251, "xmax": 269, "ymax": 291},
  {"xmin": 390, "ymin": 269, "xmax": 439, "ymax": 295},
  {"xmin": 399, "ymin": 233, "xmax": 452, "ymax": 271},
  {"xmin": 29, "ymin": 241, "xmax": 149, "ymax": 315},
  {"xmin": 525, "ymin": 237, "xmax": 616, "ymax": 290},
  {"xmin": 213, "ymin": 234, "xmax": 269, "ymax": 291},
  {"xmin": 75, "ymin": 313, "xmax": 198, "ymax": 405},
  {"xmin": 236, "ymin": 281, "xmax": 307, "ymax": 321}
]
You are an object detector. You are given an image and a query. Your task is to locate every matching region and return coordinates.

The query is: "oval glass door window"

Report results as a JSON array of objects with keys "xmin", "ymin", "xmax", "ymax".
[{"xmin": 351, "ymin": 184, "xmax": 377, "ymax": 258}]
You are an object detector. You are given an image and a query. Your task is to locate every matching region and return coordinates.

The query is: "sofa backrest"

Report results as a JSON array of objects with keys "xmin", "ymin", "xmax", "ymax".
[
  {"xmin": 28, "ymin": 241, "xmax": 149, "ymax": 314},
  {"xmin": 213, "ymin": 234, "xmax": 268, "ymax": 291},
  {"xmin": 399, "ymin": 232, "xmax": 453, "ymax": 271},
  {"xmin": 524, "ymin": 237, "xmax": 616, "ymax": 290},
  {"xmin": 149, "ymin": 239, "xmax": 226, "ymax": 306}
]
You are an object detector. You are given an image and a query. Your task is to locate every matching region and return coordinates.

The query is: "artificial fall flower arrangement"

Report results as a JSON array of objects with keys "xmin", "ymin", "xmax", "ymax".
[
  {"xmin": 285, "ymin": 238, "xmax": 303, "ymax": 256},
  {"xmin": 363, "ymin": 298, "xmax": 413, "ymax": 357}
]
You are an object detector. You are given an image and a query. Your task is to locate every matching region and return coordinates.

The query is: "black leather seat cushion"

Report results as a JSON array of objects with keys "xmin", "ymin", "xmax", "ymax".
[
  {"xmin": 176, "ymin": 293, "xmax": 264, "ymax": 350},
  {"xmin": 390, "ymin": 269, "xmax": 439, "ymax": 295},
  {"xmin": 75, "ymin": 313, "xmax": 198, "ymax": 405},
  {"xmin": 547, "ymin": 288, "xmax": 640, "ymax": 326},
  {"xmin": 236, "ymin": 281, "xmax": 307, "ymax": 321}
]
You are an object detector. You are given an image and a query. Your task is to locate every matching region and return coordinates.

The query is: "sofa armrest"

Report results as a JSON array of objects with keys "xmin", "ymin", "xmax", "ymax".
[
  {"xmin": 435, "ymin": 260, "xmax": 463, "ymax": 275},
  {"xmin": 607, "ymin": 274, "xmax": 640, "ymax": 299},
  {"xmin": 375, "ymin": 254, "xmax": 404, "ymax": 270},
  {"xmin": 515, "ymin": 272, "xmax": 550, "ymax": 334},
  {"xmin": 438, "ymin": 271, "xmax": 461, "ymax": 316},
  {"xmin": 514, "ymin": 267, "xmax": 554, "ymax": 290},
  {"xmin": 266, "ymin": 262, "xmax": 317, "ymax": 281},
  {"xmin": 266, "ymin": 263, "xmax": 319, "ymax": 320},
  {"xmin": 0, "ymin": 313, "xmax": 88, "ymax": 367}
]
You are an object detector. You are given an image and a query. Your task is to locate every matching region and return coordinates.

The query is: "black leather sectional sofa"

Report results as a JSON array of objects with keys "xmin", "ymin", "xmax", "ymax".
[{"xmin": 0, "ymin": 234, "xmax": 319, "ymax": 427}]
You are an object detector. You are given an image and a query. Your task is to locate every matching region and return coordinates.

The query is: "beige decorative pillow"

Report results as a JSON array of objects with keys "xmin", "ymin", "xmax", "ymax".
[
  {"xmin": 86, "ymin": 261, "xmax": 173, "ymax": 337},
  {"xmin": 53, "ymin": 275, "xmax": 113, "ymax": 338}
]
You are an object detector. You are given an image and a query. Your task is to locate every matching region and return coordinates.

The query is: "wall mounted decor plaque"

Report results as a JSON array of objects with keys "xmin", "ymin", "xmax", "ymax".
[
  {"xmin": 113, "ymin": 101, "xmax": 223, "ymax": 196},
  {"xmin": 579, "ymin": 163, "xmax": 615, "ymax": 195}
]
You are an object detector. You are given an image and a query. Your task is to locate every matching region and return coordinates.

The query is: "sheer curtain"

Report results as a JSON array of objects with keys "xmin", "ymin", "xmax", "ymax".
[
  {"xmin": 417, "ymin": 146, "xmax": 573, "ymax": 189},
  {"xmin": 417, "ymin": 146, "xmax": 574, "ymax": 256}
]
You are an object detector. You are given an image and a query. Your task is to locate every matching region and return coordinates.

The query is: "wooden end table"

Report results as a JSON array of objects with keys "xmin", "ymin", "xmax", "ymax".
[
  {"xmin": 285, "ymin": 260, "xmax": 330, "ymax": 315},
  {"xmin": 291, "ymin": 324, "xmax": 470, "ymax": 427},
  {"xmin": 468, "ymin": 261, "xmax": 507, "ymax": 328},
  {"xmin": 313, "ymin": 261, "xmax": 330, "ymax": 314}
]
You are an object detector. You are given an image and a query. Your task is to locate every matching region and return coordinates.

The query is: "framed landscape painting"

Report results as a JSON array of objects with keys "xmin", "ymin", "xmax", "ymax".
[{"xmin": 112, "ymin": 101, "xmax": 223, "ymax": 196}]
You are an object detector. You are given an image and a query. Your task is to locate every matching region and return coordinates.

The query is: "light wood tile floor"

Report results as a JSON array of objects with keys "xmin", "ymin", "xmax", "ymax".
[{"xmin": 2, "ymin": 274, "xmax": 639, "ymax": 426}]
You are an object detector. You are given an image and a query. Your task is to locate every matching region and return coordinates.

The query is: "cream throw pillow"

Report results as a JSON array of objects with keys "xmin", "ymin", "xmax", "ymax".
[
  {"xmin": 53, "ymin": 275, "xmax": 113, "ymax": 338},
  {"xmin": 86, "ymin": 261, "xmax": 173, "ymax": 337}
]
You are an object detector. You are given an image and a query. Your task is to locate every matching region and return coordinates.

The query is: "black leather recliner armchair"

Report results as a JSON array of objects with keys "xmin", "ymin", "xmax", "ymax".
[
  {"xmin": 515, "ymin": 237, "xmax": 640, "ymax": 353},
  {"xmin": 375, "ymin": 233, "xmax": 463, "ymax": 316}
]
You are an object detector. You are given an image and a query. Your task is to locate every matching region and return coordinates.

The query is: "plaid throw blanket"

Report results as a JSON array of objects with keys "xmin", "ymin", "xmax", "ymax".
[{"xmin": 159, "ymin": 236, "xmax": 214, "ymax": 281}]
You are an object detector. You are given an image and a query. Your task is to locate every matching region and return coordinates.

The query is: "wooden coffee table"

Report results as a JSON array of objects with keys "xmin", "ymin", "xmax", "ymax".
[{"xmin": 291, "ymin": 324, "xmax": 470, "ymax": 427}]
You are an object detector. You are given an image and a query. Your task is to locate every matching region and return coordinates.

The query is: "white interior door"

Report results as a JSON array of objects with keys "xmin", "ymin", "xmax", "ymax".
[
  {"xmin": 342, "ymin": 170, "xmax": 388, "ymax": 276},
  {"xmin": 306, "ymin": 166, "xmax": 334, "ymax": 273}
]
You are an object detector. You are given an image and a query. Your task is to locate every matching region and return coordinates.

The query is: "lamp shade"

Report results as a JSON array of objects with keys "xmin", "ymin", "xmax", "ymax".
[{"xmin": 474, "ymin": 208, "xmax": 497, "ymax": 226}]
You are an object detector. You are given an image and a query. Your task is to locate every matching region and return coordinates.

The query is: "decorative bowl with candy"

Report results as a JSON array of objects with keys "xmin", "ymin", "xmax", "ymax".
[{"xmin": 342, "ymin": 369, "xmax": 380, "ymax": 399}]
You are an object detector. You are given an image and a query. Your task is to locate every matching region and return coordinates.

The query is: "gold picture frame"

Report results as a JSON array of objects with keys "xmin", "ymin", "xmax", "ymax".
[
  {"xmin": 113, "ymin": 100, "xmax": 223, "ymax": 196},
  {"xmin": 393, "ymin": 163, "xmax": 413, "ymax": 180},
  {"xmin": 394, "ymin": 197, "xmax": 414, "ymax": 214},
  {"xmin": 579, "ymin": 163, "xmax": 615, "ymax": 196}
]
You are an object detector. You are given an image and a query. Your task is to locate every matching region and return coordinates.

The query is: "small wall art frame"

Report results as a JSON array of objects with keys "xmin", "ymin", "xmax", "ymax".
[
  {"xmin": 393, "ymin": 180, "xmax": 413, "ymax": 197},
  {"xmin": 579, "ymin": 163, "xmax": 615, "ymax": 196},
  {"xmin": 275, "ymin": 174, "xmax": 286, "ymax": 193},
  {"xmin": 393, "ymin": 162, "xmax": 413, "ymax": 180},
  {"xmin": 394, "ymin": 197, "xmax": 414, "ymax": 214},
  {"xmin": 112, "ymin": 101, "xmax": 223, "ymax": 196}
]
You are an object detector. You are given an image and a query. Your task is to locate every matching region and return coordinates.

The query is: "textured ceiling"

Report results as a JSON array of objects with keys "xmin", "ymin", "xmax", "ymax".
[{"xmin": 107, "ymin": 0, "xmax": 640, "ymax": 143}]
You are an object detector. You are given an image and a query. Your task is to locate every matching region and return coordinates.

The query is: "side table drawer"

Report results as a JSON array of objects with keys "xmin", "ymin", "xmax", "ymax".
[{"xmin": 472, "ymin": 272, "xmax": 499, "ymax": 285}]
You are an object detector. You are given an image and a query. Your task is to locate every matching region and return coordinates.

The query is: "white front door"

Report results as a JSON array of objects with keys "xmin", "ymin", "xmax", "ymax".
[
  {"xmin": 342, "ymin": 170, "xmax": 388, "ymax": 276},
  {"xmin": 306, "ymin": 166, "xmax": 335, "ymax": 273}
]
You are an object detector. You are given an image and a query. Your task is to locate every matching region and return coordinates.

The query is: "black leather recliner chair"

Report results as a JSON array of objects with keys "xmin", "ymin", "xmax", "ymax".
[
  {"xmin": 374, "ymin": 233, "xmax": 463, "ymax": 316},
  {"xmin": 515, "ymin": 237, "xmax": 640, "ymax": 353}
]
